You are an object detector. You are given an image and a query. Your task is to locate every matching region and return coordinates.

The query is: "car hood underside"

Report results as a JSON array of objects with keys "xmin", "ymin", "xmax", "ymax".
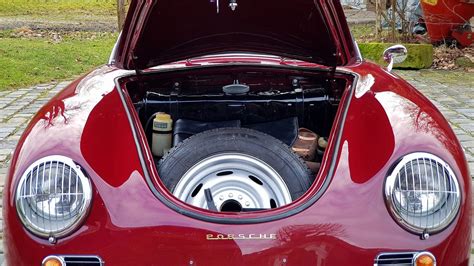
[{"xmin": 115, "ymin": 0, "xmax": 346, "ymax": 70}]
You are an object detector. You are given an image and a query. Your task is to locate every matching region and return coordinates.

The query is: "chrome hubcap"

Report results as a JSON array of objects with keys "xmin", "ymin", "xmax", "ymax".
[{"xmin": 173, "ymin": 153, "xmax": 292, "ymax": 211}]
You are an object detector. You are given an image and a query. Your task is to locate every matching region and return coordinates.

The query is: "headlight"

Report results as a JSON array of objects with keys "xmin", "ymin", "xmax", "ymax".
[
  {"xmin": 385, "ymin": 152, "xmax": 460, "ymax": 234},
  {"xmin": 16, "ymin": 155, "xmax": 92, "ymax": 238}
]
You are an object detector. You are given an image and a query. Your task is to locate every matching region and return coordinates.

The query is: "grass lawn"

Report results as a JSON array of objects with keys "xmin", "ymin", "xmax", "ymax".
[
  {"xmin": 0, "ymin": 25, "xmax": 382, "ymax": 91},
  {"xmin": 0, "ymin": 0, "xmax": 117, "ymax": 17},
  {"xmin": 0, "ymin": 3, "xmax": 429, "ymax": 91},
  {"xmin": 0, "ymin": 0, "xmax": 123, "ymax": 28},
  {"xmin": 0, "ymin": 30, "xmax": 117, "ymax": 90},
  {"xmin": 349, "ymin": 23, "xmax": 416, "ymax": 43}
]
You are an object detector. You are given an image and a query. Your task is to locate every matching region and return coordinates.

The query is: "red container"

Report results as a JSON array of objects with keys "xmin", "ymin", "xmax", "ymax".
[{"xmin": 420, "ymin": 0, "xmax": 474, "ymax": 47}]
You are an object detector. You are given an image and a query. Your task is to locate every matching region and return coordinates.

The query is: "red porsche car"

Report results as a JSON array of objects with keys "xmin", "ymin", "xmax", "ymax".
[{"xmin": 3, "ymin": 0, "xmax": 471, "ymax": 265}]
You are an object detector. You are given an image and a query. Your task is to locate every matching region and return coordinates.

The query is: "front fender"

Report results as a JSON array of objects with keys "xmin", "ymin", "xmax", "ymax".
[
  {"xmin": 1, "ymin": 65, "xmax": 153, "ymax": 263},
  {"xmin": 338, "ymin": 62, "xmax": 471, "ymax": 262}
]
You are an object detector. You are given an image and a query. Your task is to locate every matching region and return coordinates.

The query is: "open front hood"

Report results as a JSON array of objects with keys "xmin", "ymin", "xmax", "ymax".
[{"xmin": 114, "ymin": 0, "xmax": 351, "ymax": 70}]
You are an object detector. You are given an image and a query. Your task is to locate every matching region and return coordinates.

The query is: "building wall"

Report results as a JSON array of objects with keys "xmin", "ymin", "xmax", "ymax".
[{"xmin": 340, "ymin": 0, "xmax": 367, "ymax": 9}]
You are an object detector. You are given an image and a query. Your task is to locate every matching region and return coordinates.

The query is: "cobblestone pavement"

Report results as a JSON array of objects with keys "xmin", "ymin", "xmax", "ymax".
[
  {"xmin": 0, "ymin": 70, "xmax": 472, "ymax": 262},
  {"xmin": 396, "ymin": 70, "xmax": 474, "ymax": 177}
]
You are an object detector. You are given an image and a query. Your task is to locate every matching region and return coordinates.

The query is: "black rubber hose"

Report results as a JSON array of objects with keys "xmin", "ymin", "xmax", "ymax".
[{"xmin": 144, "ymin": 112, "xmax": 162, "ymax": 136}]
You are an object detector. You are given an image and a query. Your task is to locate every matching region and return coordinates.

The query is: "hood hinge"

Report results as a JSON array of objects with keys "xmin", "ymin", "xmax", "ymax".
[
  {"xmin": 132, "ymin": 52, "xmax": 144, "ymax": 75},
  {"xmin": 330, "ymin": 51, "xmax": 339, "ymax": 76},
  {"xmin": 135, "ymin": 68, "xmax": 144, "ymax": 76}
]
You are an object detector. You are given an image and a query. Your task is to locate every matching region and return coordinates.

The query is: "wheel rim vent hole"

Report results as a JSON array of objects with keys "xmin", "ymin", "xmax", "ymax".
[
  {"xmin": 216, "ymin": 171, "xmax": 233, "ymax": 176},
  {"xmin": 191, "ymin": 183, "xmax": 203, "ymax": 197},
  {"xmin": 270, "ymin": 199, "xmax": 277, "ymax": 209},
  {"xmin": 248, "ymin": 175, "xmax": 263, "ymax": 185}
]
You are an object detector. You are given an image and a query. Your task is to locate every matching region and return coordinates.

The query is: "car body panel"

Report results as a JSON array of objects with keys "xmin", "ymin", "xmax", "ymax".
[{"xmin": 3, "ymin": 60, "xmax": 471, "ymax": 265}]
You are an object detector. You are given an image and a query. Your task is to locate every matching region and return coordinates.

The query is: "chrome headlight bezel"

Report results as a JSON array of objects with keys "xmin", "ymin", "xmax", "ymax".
[
  {"xmin": 15, "ymin": 155, "xmax": 92, "ymax": 238},
  {"xmin": 384, "ymin": 152, "xmax": 461, "ymax": 234}
]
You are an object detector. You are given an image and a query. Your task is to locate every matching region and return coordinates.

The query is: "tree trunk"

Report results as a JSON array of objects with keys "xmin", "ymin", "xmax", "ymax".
[
  {"xmin": 117, "ymin": 0, "xmax": 126, "ymax": 31},
  {"xmin": 375, "ymin": 0, "xmax": 381, "ymax": 39},
  {"xmin": 391, "ymin": 0, "xmax": 396, "ymax": 42}
]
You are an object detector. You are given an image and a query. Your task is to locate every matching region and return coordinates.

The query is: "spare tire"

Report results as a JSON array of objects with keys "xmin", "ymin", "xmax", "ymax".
[{"xmin": 158, "ymin": 128, "xmax": 313, "ymax": 212}]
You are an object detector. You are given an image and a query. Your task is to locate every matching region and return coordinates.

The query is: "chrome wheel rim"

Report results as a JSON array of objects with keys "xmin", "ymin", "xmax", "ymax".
[{"xmin": 173, "ymin": 153, "xmax": 292, "ymax": 211}]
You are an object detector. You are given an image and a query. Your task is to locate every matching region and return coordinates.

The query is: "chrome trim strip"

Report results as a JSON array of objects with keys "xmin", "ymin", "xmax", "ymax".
[
  {"xmin": 353, "ymin": 40, "xmax": 363, "ymax": 61},
  {"xmin": 62, "ymin": 255, "xmax": 104, "ymax": 266},
  {"xmin": 108, "ymin": 32, "xmax": 122, "ymax": 66}
]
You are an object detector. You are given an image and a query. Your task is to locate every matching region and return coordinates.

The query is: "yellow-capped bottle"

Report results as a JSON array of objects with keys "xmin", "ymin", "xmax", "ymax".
[{"xmin": 152, "ymin": 112, "xmax": 173, "ymax": 157}]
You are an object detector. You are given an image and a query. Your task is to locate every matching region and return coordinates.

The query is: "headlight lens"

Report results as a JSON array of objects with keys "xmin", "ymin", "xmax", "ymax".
[
  {"xmin": 16, "ymin": 156, "xmax": 92, "ymax": 238},
  {"xmin": 385, "ymin": 153, "xmax": 460, "ymax": 234}
]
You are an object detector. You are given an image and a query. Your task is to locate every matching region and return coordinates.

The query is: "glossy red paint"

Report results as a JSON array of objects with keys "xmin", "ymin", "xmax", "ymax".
[
  {"xmin": 3, "ymin": 60, "xmax": 471, "ymax": 265},
  {"xmin": 145, "ymin": 54, "xmax": 331, "ymax": 70},
  {"xmin": 3, "ymin": 0, "xmax": 471, "ymax": 264}
]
